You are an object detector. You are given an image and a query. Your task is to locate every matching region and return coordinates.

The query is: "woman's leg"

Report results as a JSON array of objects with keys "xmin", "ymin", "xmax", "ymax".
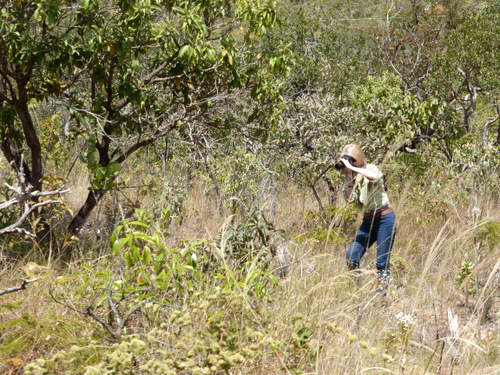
[
  {"xmin": 375, "ymin": 212, "xmax": 396, "ymax": 275},
  {"xmin": 346, "ymin": 219, "xmax": 377, "ymax": 270}
]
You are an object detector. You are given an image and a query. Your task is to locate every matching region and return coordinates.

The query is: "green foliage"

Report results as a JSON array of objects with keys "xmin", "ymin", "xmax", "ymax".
[
  {"xmin": 476, "ymin": 220, "xmax": 500, "ymax": 251},
  {"xmin": 49, "ymin": 208, "xmax": 284, "ymax": 346},
  {"xmin": 297, "ymin": 205, "xmax": 359, "ymax": 246},
  {"xmin": 485, "ymin": 0, "xmax": 500, "ymax": 13},
  {"xmin": 350, "ymin": 73, "xmax": 404, "ymax": 109},
  {"xmin": 270, "ymin": 0, "xmax": 382, "ymax": 96},
  {"xmin": 350, "ymin": 73, "xmax": 454, "ymax": 150},
  {"xmin": 110, "ymin": 216, "xmax": 202, "ymax": 301},
  {"xmin": 79, "ymin": 134, "xmax": 122, "ymax": 191},
  {"xmin": 435, "ymin": 7, "xmax": 500, "ymax": 91},
  {"xmin": 1, "ymin": 0, "xmax": 289, "ymax": 234},
  {"xmin": 215, "ymin": 146, "xmax": 262, "ymax": 214},
  {"xmin": 217, "ymin": 210, "xmax": 285, "ymax": 269},
  {"xmin": 2, "ymin": 1, "xmax": 500, "ymax": 373},
  {"xmin": 36, "ymin": 112, "xmax": 70, "ymax": 171},
  {"xmin": 456, "ymin": 259, "xmax": 475, "ymax": 294}
]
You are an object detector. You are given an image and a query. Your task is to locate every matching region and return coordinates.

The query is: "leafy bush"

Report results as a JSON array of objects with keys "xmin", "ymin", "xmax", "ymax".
[{"xmin": 216, "ymin": 210, "xmax": 285, "ymax": 270}]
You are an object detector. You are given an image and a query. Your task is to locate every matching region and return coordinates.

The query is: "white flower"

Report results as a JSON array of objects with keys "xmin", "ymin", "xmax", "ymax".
[{"xmin": 396, "ymin": 312, "xmax": 417, "ymax": 330}]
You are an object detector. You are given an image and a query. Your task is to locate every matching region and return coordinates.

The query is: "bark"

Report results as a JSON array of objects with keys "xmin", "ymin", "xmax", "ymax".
[
  {"xmin": 68, "ymin": 188, "xmax": 106, "ymax": 235},
  {"xmin": 483, "ymin": 107, "xmax": 500, "ymax": 146},
  {"xmin": 497, "ymin": 121, "xmax": 500, "ymax": 146},
  {"xmin": 310, "ymin": 182, "xmax": 324, "ymax": 213},
  {"xmin": 0, "ymin": 279, "xmax": 37, "ymax": 297},
  {"xmin": 321, "ymin": 175, "xmax": 337, "ymax": 206}
]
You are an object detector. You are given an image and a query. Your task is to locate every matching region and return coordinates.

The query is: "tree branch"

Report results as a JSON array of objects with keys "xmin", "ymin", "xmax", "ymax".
[
  {"xmin": 49, "ymin": 288, "xmax": 117, "ymax": 339},
  {"xmin": 0, "ymin": 278, "xmax": 37, "ymax": 297}
]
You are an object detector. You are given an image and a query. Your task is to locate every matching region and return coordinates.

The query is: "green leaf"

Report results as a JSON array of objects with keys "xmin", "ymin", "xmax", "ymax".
[
  {"xmin": 129, "ymin": 221, "xmax": 150, "ymax": 228},
  {"xmin": 81, "ymin": 264, "xmax": 94, "ymax": 274},
  {"xmin": 133, "ymin": 245, "xmax": 141, "ymax": 262},
  {"xmin": 124, "ymin": 252, "xmax": 133, "ymax": 267},
  {"xmin": 179, "ymin": 45, "xmax": 190, "ymax": 57},
  {"xmin": 154, "ymin": 258, "xmax": 163, "ymax": 275},
  {"xmin": 112, "ymin": 239, "xmax": 121, "ymax": 255},
  {"xmin": 143, "ymin": 246, "xmax": 152, "ymax": 265}
]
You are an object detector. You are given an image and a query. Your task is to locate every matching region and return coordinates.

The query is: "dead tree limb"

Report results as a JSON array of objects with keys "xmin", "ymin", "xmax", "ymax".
[
  {"xmin": 0, "ymin": 278, "xmax": 37, "ymax": 296},
  {"xmin": 49, "ymin": 288, "xmax": 117, "ymax": 338},
  {"xmin": 0, "ymin": 155, "xmax": 69, "ymax": 237}
]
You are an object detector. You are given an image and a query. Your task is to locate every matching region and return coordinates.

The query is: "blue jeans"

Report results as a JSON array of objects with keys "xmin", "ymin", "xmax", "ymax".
[{"xmin": 346, "ymin": 212, "xmax": 396, "ymax": 275}]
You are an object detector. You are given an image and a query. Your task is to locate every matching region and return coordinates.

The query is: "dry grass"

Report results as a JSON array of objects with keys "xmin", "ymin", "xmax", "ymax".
[{"xmin": 0, "ymin": 169, "xmax": 499, "ymax": 374}]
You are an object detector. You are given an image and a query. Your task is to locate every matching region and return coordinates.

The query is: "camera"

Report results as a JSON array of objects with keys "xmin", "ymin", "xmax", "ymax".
[{"xmin": 335, "ymin": 155, "xmax": 356, "ymax": 170}]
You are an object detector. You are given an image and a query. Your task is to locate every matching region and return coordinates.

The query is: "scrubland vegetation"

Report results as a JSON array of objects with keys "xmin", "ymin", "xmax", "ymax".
[
  {"xmin": 1, "ymin": 0, "xmax": 499, "ymax": 374},
  {"xmin": 1, "ymin": 158, "xmax": 499, "ymax": 375}
]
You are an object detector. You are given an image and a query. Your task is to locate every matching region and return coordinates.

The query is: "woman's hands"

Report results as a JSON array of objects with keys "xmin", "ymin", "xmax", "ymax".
[
  {"xmin": 340, "ymin": 158, "xmax": 354, "ymax": 173},
  {"xmin": 340, "ymin": 163, "xmax": 353, "ymax": 178}
]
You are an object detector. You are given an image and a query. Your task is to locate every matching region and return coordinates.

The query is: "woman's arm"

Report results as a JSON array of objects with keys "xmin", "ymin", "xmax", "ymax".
[{"xmin": 341, "ymin": 159, "xmax": 378, "ymax": 180}]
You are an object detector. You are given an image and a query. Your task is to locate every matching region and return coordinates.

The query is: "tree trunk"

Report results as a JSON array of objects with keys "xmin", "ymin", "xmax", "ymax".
[
  {"xmin": 68, "ymin": 189, "xmax": 106, "ymax": 235},
  {"xmin": 322, "ymin": 175, "xmax": 337, "ymax": 207},
  {"xmin": 0, "ymin": 137, "xmax": 32, "ymax": 182},
  {"xmin": 3, "ymin": 100, "xmax": 50, "ymax": 243},
  {"xmin": 496, "ymin": 122, "xmax": 500, "ymax": 146},
  {"xmin": 310, "ymin": 182, "xmax": 324, "ymax": 213},
  {"xmin": 67, "ymin": 133, "xmax": 165, "ymax": 235},
  {"xmin": 15, "ymin": 100, "xmax": 43, "ymax": 191}
]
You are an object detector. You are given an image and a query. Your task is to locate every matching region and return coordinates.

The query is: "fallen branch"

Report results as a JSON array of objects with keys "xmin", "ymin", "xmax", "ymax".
[
  {"xmin": 0, "ymin": 278, "xmax": 37, "ymax": 296},
  {"xmin": 271, "ymin": 249, "xmax": 311, "ymax": 275}
]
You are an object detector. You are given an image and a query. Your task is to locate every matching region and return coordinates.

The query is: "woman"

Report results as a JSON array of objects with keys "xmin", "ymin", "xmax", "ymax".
[{"xmin": 338, "ymin": 144, "xmax": 396, "ymax": 287}]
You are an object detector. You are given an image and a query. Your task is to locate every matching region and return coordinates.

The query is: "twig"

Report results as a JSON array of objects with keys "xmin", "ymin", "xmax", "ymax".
[
  {"xmin": 0, "ymin": 187, "xmax": 69, "ymax": 210},
  {"xmin": 271, "ymin": 250, "xmax": 311, "ymax": 274},
  {"xmin": 0, "ymin": 278, "xmax": 37, "ymax": 296},
  {"xmin": 50, "ymin": 264, "xmax": 145, "ymax": 339},
  {"xmin": 0, "ymin": 200, "xmax": 62, "ymax": 237},
  {"xmin": 49, "ymin": 288, "xmax": 117, "ymax": 339},
  {"xmin": 107, "ymin": 268, "xmax": 124, "ymax": 330},
  {"xmin": 116, "ymin": 287, "xmax": 153, "ymax": 305}
]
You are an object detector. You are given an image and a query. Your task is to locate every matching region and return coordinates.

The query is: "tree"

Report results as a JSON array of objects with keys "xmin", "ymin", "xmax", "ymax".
[
  {"xmin": 0, "ymin": 0, "xmax": 288, "ymax": 236},
  {"xmin": 379, "ymin": 0, "xmax": 499, "ymax": 157}
]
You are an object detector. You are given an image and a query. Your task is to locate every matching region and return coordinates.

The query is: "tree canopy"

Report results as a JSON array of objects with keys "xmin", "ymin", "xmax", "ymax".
[{"xmin": 0, "ymin": 0, "xmax": 289, "ymax": 234}]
